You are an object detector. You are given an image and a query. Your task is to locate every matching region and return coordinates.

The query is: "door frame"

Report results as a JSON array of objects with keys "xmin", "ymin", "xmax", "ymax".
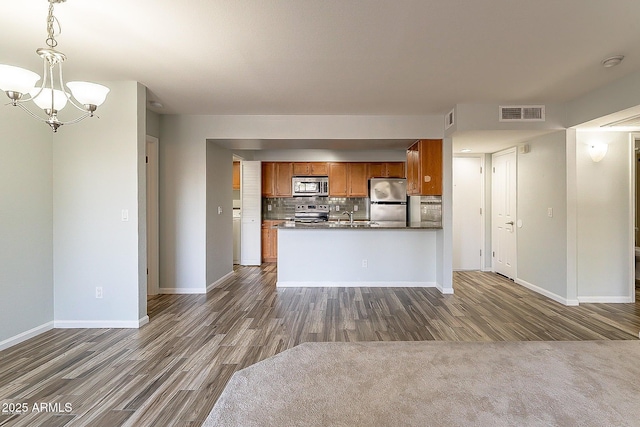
[
  {"xmin": 146, "ymin": 135, "xmax": 160, "ymax": 296},
  {"xmin": 629, "ymin": 133, "xmax": 639, "ymax": 302},
  {"xmin": 452, "ymin": 154, "xmax": 485, "ymax": 271},
  {"xmin": 491, "ymin": 147, "xmax": 517, "ymax": 278}
]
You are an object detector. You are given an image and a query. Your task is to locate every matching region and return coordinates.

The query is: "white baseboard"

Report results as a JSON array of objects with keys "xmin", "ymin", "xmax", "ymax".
[
  {"xmin": 515, "ymin": 278, "xmax": 578, "ymax": 306},
  {"xmin": 577, "ymin": 296, "xmax": 634, "ymax": 303},
  {"xmin": 437, "ymin": 283, "xmax": 454, "ymax": 294},
  {"xmin": 207, "ymin": 271, "xmax": 234, "ymax": 292},
  {"xmin": 276, "ymin": 281, "xmax": 437, "ymax": 288},
  {"xmin": 54, "ymin": 316, "xmax": 149, "ymax": 329},
  {"xmin": 0, "ymin": 321, "xmax": 54, "ymax": 352}
]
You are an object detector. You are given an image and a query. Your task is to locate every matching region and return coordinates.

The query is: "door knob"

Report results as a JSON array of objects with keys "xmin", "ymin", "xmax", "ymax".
[{"xmin": 506, "ymin": 221, "xmax": 514, "ymax": 225}]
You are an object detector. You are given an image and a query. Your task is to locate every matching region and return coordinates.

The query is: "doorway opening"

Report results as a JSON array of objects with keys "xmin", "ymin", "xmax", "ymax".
[{"xmin": 233, "ymin": 155, "xmax": 243, "ymax": 265}]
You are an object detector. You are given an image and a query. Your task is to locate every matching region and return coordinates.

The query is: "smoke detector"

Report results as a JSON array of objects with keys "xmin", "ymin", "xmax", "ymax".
[{"xmin": 601, "ymin": 55, "xmax": 624, "ymax": 68}]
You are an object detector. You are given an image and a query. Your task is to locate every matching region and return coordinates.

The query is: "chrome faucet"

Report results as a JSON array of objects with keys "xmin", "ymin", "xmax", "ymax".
[{"xmin": 341, "ymin": 210, "xmax": 354, "ymax": 225}]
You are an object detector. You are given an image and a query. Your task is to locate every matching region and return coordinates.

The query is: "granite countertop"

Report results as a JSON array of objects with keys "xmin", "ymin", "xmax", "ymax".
[{"xmin": 275, "ymin": 220, "xmax": 442, "ymax": 230}]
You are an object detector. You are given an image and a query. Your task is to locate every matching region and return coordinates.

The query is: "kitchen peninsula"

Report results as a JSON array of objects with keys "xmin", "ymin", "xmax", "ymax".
[{"xmin": 276, "ymin": 221, "xmax": 444, "ymax": 290}]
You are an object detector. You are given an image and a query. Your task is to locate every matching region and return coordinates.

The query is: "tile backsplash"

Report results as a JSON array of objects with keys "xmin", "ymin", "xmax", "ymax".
[{"xmin": 263, "ymin": 197, "xmax": 369, "ymax": 221}]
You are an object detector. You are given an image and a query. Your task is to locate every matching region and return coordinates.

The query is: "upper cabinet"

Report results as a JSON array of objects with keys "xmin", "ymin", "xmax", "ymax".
[
  {"xmin": 328, "ymin": 162, "xmax": 348, "ymax": 196},
  {"xmin": 262, "ymin": 162, "xmax": 293, "ymax": 197},
  {"xmin": 406, "ymin": 139, "xmax": 442, "ymax": 196},
  {"xmin": 293, "ymin": 162, "xmax": 328, "ymax": 176},
  {"xmin": 367, "ymin": 162, "xmax": 405, "ymax": 179},
  {"xmin": 232, "ymin": 161, "xmax": 240, "ymax": 190},
  {"xmin": 328, "ymin": 163, "xmax": 368, "ymax": 197},
  {"xmin": 347, "ymin": 163, "xmax": 368, "ymax": 197}
]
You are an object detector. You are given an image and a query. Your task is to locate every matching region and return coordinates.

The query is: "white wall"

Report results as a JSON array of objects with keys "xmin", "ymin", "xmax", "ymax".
[
  {"xmin": 576, "ymin": 130, "xmax": 633, "ymax": 302},
  {"xmin": 159, "ymin": 114, "xmax": 444, "ymax": 292},
  {"xmin": 53, "ymin": 81, "xmax": 147, "ymax": 326},
  {"xmin": 516, "ymin": 131, "xmax": 568, "ymax": 301},
  {"xmin": 278, "ymin": 229, "xmax": 438, "ymax": 285},
  {"xmin": 0, "ymin": 107, "xmax": 53, "ymax": 348}
]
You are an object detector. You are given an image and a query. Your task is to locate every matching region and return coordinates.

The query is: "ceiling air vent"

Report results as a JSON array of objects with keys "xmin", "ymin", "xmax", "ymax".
[
  {"xmin": 499, "ymin": 105, "xmax": 545, "ymax": 122},
  {"xmin": 445, "ymin": 108, "xmax": 455, "ymax": 129}
]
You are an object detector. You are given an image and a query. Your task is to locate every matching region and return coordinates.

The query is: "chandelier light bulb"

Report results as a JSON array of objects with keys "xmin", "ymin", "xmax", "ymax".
[
  {"xmin": 30, "ymin": 87, "xmax": 68, "ymax": 112},
  {"xmin": 0, "ymin": 64, "xmax": 41, "ymax": 100},
  {"xmin": 66, "ymin": 81, "xmax": 110, "ymax": 108}
]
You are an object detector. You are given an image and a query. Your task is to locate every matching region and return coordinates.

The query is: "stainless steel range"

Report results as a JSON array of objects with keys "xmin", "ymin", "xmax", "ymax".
[{"xmin": 294, "ymin": 204, "xmax": 329, "ymax": 223}]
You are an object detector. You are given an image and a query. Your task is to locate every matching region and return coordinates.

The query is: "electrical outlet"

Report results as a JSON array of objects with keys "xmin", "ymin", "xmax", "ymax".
[
  {"xmin": 217, "ymin": 206, "xmax": 223, "ymax": 215},
  {"xmin": 335, "ymin": 205, "xmax": 340, "ymax": 211},
  {"xmin": 547, "ymin": 208, "xmax": 553, "ymax": 218},
  {"xmin": 267, "ymin": 204, "xmax": 272, "ymax": 211},
  {"xmin": 95, "ymin": 287, "xmax": 103, "ymax": 299},
  {"xmin": 362, "ymin": 259, "xmax": 368, "ymax": 268},
  {"xmin": 353, "ymin": 205, "xmax": 358, "ymax": 212}
]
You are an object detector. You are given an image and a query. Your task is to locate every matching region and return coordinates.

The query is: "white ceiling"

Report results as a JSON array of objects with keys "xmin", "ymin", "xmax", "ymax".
[{"xmin": 2, "ymin": 0, "xmax": 640, "ymax": 151}]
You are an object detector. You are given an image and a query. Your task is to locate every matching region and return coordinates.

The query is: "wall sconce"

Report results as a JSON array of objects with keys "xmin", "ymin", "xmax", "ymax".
[{"xmin": 588, "ymin": 143, "xmax": 608, "ymax": 162}]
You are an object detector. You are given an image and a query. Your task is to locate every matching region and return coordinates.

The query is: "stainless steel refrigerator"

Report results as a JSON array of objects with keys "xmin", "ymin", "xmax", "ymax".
[{"xmin": 369, "ymin": 178, "xmax": 407, "ymax": 223}]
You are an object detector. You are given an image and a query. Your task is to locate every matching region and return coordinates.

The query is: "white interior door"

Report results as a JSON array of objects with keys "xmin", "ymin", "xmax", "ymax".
[
  {"xmin": 453, "ymin": 156, "xmax": 483, "ymax": 270},
  {"xmin": 492, "ymin": 148, "xmax": 517, "ymax": 279},
  {"xmin": 240, "ymin": 161, "xmax": 262, "ymax": 265}
]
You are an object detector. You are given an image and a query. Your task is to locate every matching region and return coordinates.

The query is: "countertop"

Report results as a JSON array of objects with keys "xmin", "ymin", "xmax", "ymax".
[{"xmin": 275, "ymin": 220, "xmax": 441, "ymax": 230}]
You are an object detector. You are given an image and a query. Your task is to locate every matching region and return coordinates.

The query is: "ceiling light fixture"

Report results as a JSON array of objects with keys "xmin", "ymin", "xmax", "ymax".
[
  {"xmin": 0, "ymin": 0, "xmax": 109, "ymax": 132},
  {"xmin": 460, "ymin": 148, "xmax": 472, "ymax": 153},
  {"xmin": 601, "ymin": 55, "xmax": 624, "ymax": 68}
]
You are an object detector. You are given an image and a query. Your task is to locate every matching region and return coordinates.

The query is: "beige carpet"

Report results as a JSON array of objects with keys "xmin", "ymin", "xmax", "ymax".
[{"xmin": 204, "ymin": 341, "xmax": 640, "ymax": 426}]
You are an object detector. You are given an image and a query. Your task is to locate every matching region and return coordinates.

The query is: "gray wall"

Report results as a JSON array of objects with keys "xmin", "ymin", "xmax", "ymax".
[
  {"xmin": 159, "ymin": 114, "xmax": 444, "ymax": 292},
  {"xmin": 53, "ymin": 81, "xmax": 146, "ymax": 325},
  {"xmin": 0, "ymin": 107, "xmax": 53, "ymax": 346},
  {"xmin": 146, "ymin": 110, "xmax": 161, "ymax": 138},
  {"xmin": 517, "ymin": 131, "xmax": 568, "ymax": 298},
  {"xmin": 576, "ymin": 130, "xmax": 633, "ymax": 301},
  {"xmin": 206, "ymin": 142, "xmax": 234, "ymax": 286}
]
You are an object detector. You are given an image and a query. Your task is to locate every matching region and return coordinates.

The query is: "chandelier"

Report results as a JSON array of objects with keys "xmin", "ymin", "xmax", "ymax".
[{"xmin": 0, "ymin": 0, "xmax": 109, "ymax": 132}]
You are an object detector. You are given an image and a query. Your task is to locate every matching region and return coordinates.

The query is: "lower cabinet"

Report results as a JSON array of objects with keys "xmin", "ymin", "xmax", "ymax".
[{"xmin": 261, "ymin": 220, "xmax": 283, "ymax": 262}]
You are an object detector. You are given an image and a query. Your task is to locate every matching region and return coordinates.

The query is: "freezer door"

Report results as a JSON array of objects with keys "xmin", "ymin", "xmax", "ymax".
[
  {"xmin": 370, "ymin": 204, "xmax": 407, "ymax": 222},
  {"xmin": 369, "ymin": 178, "xmax": 407, "ymax": 202}
]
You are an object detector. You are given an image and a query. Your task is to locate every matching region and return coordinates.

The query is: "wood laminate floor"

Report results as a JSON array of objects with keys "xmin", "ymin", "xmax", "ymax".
[{"xmin": 0, "ymin": 266, "xmax": 638, "ymax": 426}]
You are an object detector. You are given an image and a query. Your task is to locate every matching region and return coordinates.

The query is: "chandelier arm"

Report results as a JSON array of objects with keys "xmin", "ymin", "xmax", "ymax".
[
  {"xmin": 57, "ymin": 60, "xmax": 87, "ymax": 113},
  {"xmin": 16, "ymin": 102, "xmax": 50, "ymax": 123},
  {"xmin": 58, "ymin": 111, "xmax": 92, "ymax": 125}
]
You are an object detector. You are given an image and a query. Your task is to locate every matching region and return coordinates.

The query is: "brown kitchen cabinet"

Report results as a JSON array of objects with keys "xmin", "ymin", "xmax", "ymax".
[
  {"xmin": 406, "ymin": 139, "xmax": 442, "ymax": 196},
  {"xmin": 262, "ymin": 162, "xmax": 293, "ymax": 197},
  {"xmin": 328, "ymin": 162, "xmax": 348, "ymax": 196},
  {"xmin": 292, "ymin": 162, "xmax": 328, "ymax": 176},
  {"xmin": 232, "ymin": 161, "xmax": 240, "ymax": 190},
  {"xmin": 347, "ymin": 163, "xmax": 368, "ymax": 197},
  {"xmin": 367, "ymin": 162, "xmax": 405, "ymax": 179},
  {"xmin": 328, "ymin": 162, "xmax": 369, "ymax": 197},
  {"xmin": 261, "ymin": 220, "xmax": 283, "ymax": 262}
]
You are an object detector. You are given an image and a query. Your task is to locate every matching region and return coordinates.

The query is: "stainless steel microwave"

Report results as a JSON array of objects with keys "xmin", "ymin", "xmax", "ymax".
[{"xmin": 292, "ymin": 176, "xmax": 329, "ymax": 197}]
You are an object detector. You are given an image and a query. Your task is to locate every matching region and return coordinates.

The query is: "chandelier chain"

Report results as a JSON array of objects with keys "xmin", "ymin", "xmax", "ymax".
[{"xmin": 46, "ymin": 1, "xmax": 62, "ymax": 49}]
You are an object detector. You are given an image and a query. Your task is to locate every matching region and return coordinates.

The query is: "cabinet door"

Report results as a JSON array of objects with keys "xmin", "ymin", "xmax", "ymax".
[
  {"xmin": 328, "ymin": 163, "xmax": 348, "ymax": 196},
  {"xmin": 274, "ymin": 163, "xmax": 293, "ymax": 197},
  {"xmin": 232, "ymin": 161, "xmax": 241, "ymax": 189},
  {"xmin": 310, "ymin": 162, "xmax": 328, "ymax": 176},
  {"xmin": 348, "ymin": 163, "xmax": 368, "ymax": 197},
  {"xmin": 419, "ymin": 139, "xmax": 442, "ymax": 195},
  {"xmin": 262, "ymin": 162, "xmax": 275, "ymax": 197},
  {"xmin": 368, "ymin": 162, "xmax": 385, "ymax": 178},
  {"xmin": 261, "ymin": 224, "xmax": 271, "ymax": 262},
  {"xmin": 292, "ymin": 162, "xmax": 310, "ymax": 176},
  {"xmin": 386, "ymin": 162, "xmax": 405, "ymax": 178}
]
